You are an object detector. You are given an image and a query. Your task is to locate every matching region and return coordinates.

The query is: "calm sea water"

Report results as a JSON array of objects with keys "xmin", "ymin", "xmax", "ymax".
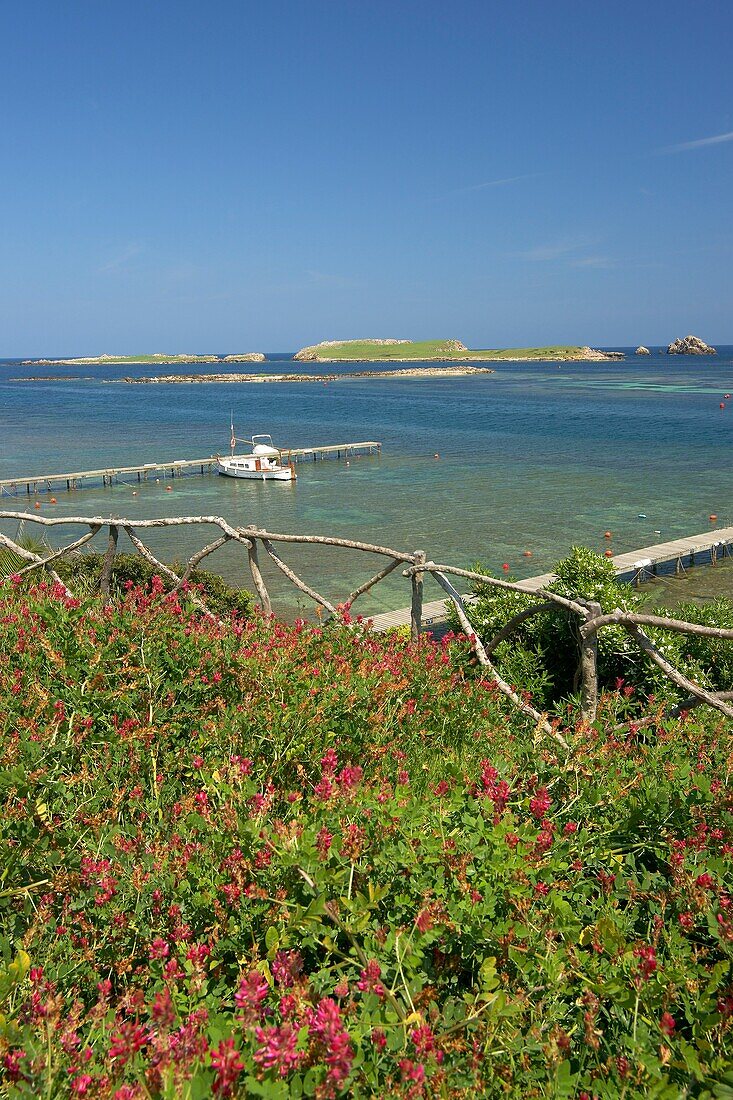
[{"xmin": 2, "ymin": 348, "xmax": 732, "ymax": 616}]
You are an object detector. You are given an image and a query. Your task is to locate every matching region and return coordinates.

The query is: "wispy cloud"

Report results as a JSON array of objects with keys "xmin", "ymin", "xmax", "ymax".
[
  {"xmin": 448, "ymin": 173, "xmax": 540, "ymax": 196},
  {"xmin": 657, "ymin": 130, "xmax": 733, "ymax": 154},
  {"xmin": 98, "ymin": 243, "xmax": 143, "ymax": 273},
  {"xmin": 569, "ymin": 255, "xmax": 616, "ymax": 269},
  {"xmin": 304, "ymin": 269, "xmax": 360, "ymax": 288},
  {"xmin": 510, "ymin": 236, "xmax": 599, "ymax": 263}
]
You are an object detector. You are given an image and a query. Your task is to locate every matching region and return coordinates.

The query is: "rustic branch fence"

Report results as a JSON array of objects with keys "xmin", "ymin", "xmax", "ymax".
[{"xmin": 2, "ymin": 510, "xmax": 733, "ymax": 744}]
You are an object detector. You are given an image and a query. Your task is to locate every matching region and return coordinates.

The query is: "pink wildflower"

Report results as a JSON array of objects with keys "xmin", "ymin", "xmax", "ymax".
[
  {"xmin": 316, "ymin": 826, "xmax": 333, "ymax": 859},
  {"xmin": 210, "ymin": 1037, "xmax": 244, "ymax": 1097},
  {"xmin": 108, "ymin": 1021, "xmax": 148, "ymax": 1065},
  {"xmin": 321, "ymin": 748, "xmax": 338, "ymax": 774},
  {"xmin": 634, "ymin": 943, "xmax": 657, "ymax": 982},
  {"xmin": 529, "ymin": 786, "xmax": 551, "ymax": 819},
  {"xmin": 357, "ymin": 959, "xmax": 385, "ymax": 998},
  {"xmin": 253, "ymin": 1023, "xmax": 302, "ymax": 1075},
  {"xmin": 151, "ymin": 988, "xmax": 175, "ymax": 1028},
  {"xmin": 659, "ymin": 1012, "xmax": 676, "ymax": 1036},
  {"xmin": 309, "ymin": 998, "xmax": 354, "ymax": 1084},
  {"xmin": 371, "ymin": 1028, "xmax": 387, "ymax": 1051},
  {"xmin": 399, "ymin": 1058, "xmax": 426, "ymax": 1084},
  {"xmin": 336, "ymin": 765, "xmax": 363, "ymax": 790},
  {"xmin": 410, "ymin": 1025, "xmax": 436, "ymax": 1056},
  {"xmin": 235, "ymin": 970, "xmax": 269, "ymax": 1025},
  {"xmin": 314, "ymin": 776, "xmax": 334, "ymax": 801},
  {"xmin": 70, "ymin": 1075, "xmax": 94, "ymax": 1096},
  {"xmin": 271, "ymin": 949, "xmax": 303, "ymax": 988},
  {"xmin": 3, "ymin": 1050, "xmax": 25, "ymax": 1083}
]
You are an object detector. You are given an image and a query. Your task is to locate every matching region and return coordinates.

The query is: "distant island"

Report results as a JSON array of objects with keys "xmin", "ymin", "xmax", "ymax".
[
  {"xmin": 21, "ymin": 352, "xmax": 266, "ymax": 366},
  {"xmin": 116, "ymin": 365, "xmax": 496, "ymax": 384},
  {"xmin": 293, "ymin": 339, "xmax": 624, "ymax": 362}
]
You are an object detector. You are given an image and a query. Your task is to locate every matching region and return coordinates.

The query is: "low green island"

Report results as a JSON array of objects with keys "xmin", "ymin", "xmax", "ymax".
[
  {"xmin": 293, "ymin": 338, "xmax": 623, "ymax": 362},
  {"xmin": 21, "ymin": 352, "xmax": 266, "ymax": 366}
]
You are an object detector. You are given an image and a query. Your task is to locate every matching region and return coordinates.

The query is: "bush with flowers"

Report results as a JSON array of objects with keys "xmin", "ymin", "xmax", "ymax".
[{"xmin": 0, "ymin": 575, "xmax": 732, "ymax": 1097}]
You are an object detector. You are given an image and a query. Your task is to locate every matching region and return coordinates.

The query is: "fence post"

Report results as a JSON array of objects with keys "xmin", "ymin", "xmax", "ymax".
[
  {"xmin": 410, "ymin": 550, "xmax": 426, "ymax": 642},
  {"xmin": 580, "ymin": 601, "xmax": 601, "ymax": 724},
  {"xmin": 246, "ymin": 535, "xmax": 272, "ymax": 617},
  {"xmin": 98, "ymin": 524, "xmax": 119, "ymax": 600}
]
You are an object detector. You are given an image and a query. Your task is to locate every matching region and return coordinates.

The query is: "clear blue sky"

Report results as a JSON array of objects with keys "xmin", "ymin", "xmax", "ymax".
[{"xmin": 2, "ymin": 0, "xmax": 731, "ymax": 354}]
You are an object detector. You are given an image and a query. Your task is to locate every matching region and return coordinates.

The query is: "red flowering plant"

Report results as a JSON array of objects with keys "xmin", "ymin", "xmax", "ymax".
[{"xmin": 0, "ymin": 577, "xmax": 732, "ymax": 1097}]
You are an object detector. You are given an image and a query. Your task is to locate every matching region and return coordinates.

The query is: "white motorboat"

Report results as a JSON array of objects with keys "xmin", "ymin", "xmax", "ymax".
[{"xmin": 216, "ymin": 430, "xmax": 296, "ymax": 482}]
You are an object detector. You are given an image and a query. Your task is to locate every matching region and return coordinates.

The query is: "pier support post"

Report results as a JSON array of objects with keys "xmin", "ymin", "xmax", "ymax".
[
  {"xmin": 410, "ymin": 550, "xmax": 426, "ymax": 643},
  {"xmin": 98, "ymin": 525, "xmax": 119, "ymax": 601}
]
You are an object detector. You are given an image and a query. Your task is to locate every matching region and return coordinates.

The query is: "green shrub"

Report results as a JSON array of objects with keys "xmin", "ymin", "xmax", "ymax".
[
  {"xmin": 452, "ymin": 546, "xmax": 733, "ymax": 711},
  {"xmin": 53, "ymin": 550, "xmax": 254, "ymax": 618}
]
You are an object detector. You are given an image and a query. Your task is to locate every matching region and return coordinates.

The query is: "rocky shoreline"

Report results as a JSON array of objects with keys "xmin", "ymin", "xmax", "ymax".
[
  {"xmin": 297, "ymin": 346, "xmax": 624, "ymax": 363},
  {"xmin": 116, "ymin": 365, "xmax": 497, "ymax": 384}
]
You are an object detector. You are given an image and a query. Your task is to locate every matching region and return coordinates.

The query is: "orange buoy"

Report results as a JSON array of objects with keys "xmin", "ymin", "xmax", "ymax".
[
  {"xmin": 166, "ymin": 485, "xmax": 173, "ymax": 491},
  {"xmin": 604, "ymin": 531, "xmax": 612, "ymax": 539},
  {"xmin": 709, "ymin": 514, "xmax": 718, "ymax": 522},
  {"xmin": 34, "ymin": 500, "xmax": 41, "ymax": 509},
  {"xmin": 720, "ymin": 403, "xmax": 726, "ymax": 409},
  {"xmin": 49, "ymin": 497, "xmax": 57, "ymax": 504},
  {"xmin": 522, "ymin": 550, "xmax": 533, "ymax": 558},
  {"xmin": 501, "ymin": 563, "xmax": 510, "ymax": 571},
  {"xmin": 604, "ymin": 549, "xmax": 613, "ymax": 557}
]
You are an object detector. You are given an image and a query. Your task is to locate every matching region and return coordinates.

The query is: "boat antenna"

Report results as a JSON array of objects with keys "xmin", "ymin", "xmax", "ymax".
[{"xmin": 230, "ymin": 410, "xmax": 235, "ymax": 455}]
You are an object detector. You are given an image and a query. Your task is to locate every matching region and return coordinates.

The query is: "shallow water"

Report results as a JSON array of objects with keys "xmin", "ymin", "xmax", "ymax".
[{"xmin": 2, "ymin": 347, "xmax": 732, "ymax": 616}]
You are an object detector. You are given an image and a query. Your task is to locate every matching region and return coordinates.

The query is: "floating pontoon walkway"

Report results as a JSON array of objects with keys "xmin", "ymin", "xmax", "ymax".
[
  {"xmin": 370, "ymin": 525, "xmax": 733, "ymax": 632},
  {"xmin": 0, "ymin": 442, "xmax": 382, "ymax": 495}
]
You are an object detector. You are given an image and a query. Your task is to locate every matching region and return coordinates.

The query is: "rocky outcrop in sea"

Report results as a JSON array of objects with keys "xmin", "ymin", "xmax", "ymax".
[
  {"xmin": 579, "ymin": 347, "xmax": 625, "ymax": 361},
  {"xmin": 635, "ymin": 346, "xmax": 651, "ymax": 355},
  {"xmin": 666, "ymin": 335, "xmax": 716, "ymax": 355},
  {"xmin": 222, "ymin": 353, "xmax": 266, "ymax": 362}
]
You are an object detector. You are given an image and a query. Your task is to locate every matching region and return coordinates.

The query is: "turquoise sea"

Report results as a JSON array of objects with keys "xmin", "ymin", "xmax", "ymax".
[{"xmin": 2, "ymin": 348, "xmax": 732, "ymax": 616}]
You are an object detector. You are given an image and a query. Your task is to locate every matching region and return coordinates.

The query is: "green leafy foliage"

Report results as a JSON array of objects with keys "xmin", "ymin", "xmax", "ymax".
[
  {"xmin": 52, "ymin": 551, "xmax": 254, "ymax": 618},
  {"xmin": 454, "ymin": 546, "xmax": 733, "ymax": 710},
  {"xmin": 0, "ymin": 578, "xmax": 731, "ymax": 1097}
]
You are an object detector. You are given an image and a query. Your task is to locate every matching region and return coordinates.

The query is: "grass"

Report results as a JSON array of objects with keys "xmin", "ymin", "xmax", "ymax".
[{"xmin": 301, "ymin": 340, "xmax": 585, "ymax": 361}]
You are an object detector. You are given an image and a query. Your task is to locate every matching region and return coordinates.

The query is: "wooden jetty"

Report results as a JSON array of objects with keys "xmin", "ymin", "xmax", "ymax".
[
  {"xmin": 370, "ymin": 525, "xmax": 733, "ymax": 632},
  {"xmin": 0, "ymin": 441, "xmax": 382, "ymax": 496}
]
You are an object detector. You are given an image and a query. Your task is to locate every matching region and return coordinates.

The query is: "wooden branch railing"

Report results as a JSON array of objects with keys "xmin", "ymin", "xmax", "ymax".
[{"xmin": 2, "ymin": 510, "xmax": 733, "ymax": 736}]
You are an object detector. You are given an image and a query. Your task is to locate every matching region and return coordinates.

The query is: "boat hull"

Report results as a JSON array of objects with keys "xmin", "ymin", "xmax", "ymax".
[{"xmin": 216, "ymin": 458, "xmax": 296, "ymax": 481}]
